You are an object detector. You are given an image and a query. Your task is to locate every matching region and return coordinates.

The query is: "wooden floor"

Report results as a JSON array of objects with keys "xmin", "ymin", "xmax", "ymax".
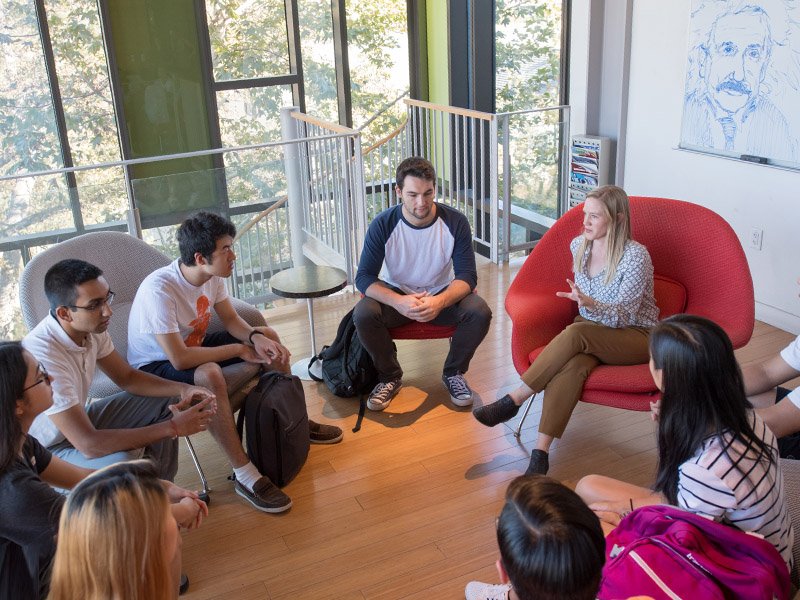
[{"xmin": 176, "ymin": 256, "xmax": 797, "ymax": 600}]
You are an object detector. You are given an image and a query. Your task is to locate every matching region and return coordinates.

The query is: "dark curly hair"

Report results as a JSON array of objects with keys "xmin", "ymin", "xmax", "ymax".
[
  {"xmin": 395, "ymin": 156, "xmax": 436, "ymax": 189},
  {"xmin": 176, "ymin": 211, "xmax": 236, "ymax": 266}
]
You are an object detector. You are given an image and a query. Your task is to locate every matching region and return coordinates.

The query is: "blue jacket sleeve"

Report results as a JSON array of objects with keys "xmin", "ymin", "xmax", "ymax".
[
  {"xmin": 448, "ymin": 210, "xmax": 478, "ymax": 290},
  {"xmin": 355, "ymin": 215, "xmax": 389, "ymax": 294}
]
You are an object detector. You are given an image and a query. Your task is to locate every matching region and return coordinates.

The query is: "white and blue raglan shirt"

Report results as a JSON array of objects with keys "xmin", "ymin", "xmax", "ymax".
[{"xmin": 355, "ymin": 203, "xmax": 477, "ymax": 296}]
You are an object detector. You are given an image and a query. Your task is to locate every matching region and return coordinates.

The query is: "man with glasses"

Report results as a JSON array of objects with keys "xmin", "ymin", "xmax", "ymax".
[
  {"xmin": 22, "ymin": 259, "xmax": 217, "ymax": 480},
  {"xmin": 127, "ymin": 211, "xmax": 342, "ymax": 514}
]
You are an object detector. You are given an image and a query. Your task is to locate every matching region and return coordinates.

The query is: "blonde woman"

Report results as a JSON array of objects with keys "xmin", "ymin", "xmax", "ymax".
[
  {"xmin": 48, "ymin": 460, "xmax": 200, "ymax": 600},
  {"xmin": 474, "ymin": 186, "xmax": 658, "ymax": 475}
]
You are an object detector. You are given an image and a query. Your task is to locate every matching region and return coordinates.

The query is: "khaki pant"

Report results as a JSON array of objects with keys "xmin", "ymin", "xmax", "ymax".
[{"xmin": 521, "ymin": 317, "xmax": 651, "ymax": 438}]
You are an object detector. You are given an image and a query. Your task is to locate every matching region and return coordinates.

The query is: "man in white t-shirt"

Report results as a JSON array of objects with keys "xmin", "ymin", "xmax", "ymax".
[
  {"xmin": 128, "ymin": 211, "xmax": 343, "ymax": 514},
  {"xmin": 748, "ymin": 333, "xmax": 800, "ymax": 446},
  {"xmin": 745, "ymin": 277, "xmax": 800, "ymax": 455},
  {"xmin": 22, "ymin": 259, "xmax": 216, "ymax": 480}
]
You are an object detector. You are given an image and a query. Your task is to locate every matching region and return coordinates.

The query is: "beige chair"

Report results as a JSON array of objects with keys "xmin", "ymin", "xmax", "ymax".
[
  {"xmin": 19, "ymin": 231, "xmax": 261, "ymax": 501},
  {"xmin": 780, "ymin": 459, "xmax": 800, "ymax": 593}
]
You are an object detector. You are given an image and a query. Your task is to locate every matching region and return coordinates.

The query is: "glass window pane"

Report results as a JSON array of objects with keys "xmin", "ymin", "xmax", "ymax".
[
  {"xmin": 142, "ymin": 223, "xmax": 180, "ymax": 258},
  {"xmin": 0, "ymin": 4, "xmax": 74, "ymax": 248},
  {"xmin": 223, "ymin": 147, "xmax": 286, "ymax": 208},
  {"xmin": 504, "ymin": 111, "xmax": 564, "ymax": 220},
  {"xmin": 495, "ymin": 0, "xmax": 563, "ymax": 112},
  {"xmin": 216, "ymin": 85, "xmax": 293, "ymax": 146},
  {"xmin": 0, "ymin": 177, "xmax": 75, "ymax": 239},
  {"xmin": 346, "ymin": 0, "xmax": 409, "ymax": 143},
  {"xmin": 44, "ymin": 0, "xmax": 126, "ymax": 228},
  {"xmin": 75, "ymin": 169, "xmax": 128, "ymax": 227},
  {"xmin": 0, "ymin": 249, "xmax": 27, "ymax": 338},
  {"xmin": 0, "ymin": 0, "xmax": 62, "ymax": 176},
  {"xmin": 205, "ymin": 0, "xmax": 291, "ymax": 81},
  {"xmin": 298, "ymin": 0, "xmax": 338, "ymax": 123},
  {"xmin": 45, "ymin": 0, "xmax": 119, "ymax": 166}
]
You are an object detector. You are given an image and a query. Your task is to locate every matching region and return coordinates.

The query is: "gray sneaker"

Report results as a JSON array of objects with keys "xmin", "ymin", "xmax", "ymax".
[
  {"xmin": 234, "ymin": 476, "xmax": 292, "ymax": 513},
  {"xmin": 366, "ymin": 379, "xmax": 402, "ymax": 411},
  {"xmin": 442, "ymin": 372, "xmax": 474, "ymax": 407},
  {"xmin": 465, "ymin": 581, "xmax": 511, "ymax": 600}
]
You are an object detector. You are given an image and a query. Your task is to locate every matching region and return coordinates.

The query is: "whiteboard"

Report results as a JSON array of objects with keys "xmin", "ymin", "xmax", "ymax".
[{"xmin": 679, "ymin": 0, "xmax": 800, "ymax": 168}]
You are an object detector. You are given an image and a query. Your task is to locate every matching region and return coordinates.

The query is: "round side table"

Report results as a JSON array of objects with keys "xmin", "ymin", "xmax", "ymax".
[{"xmin": 269, "ymin": 265, "xmax": 347, "ymax": 380}]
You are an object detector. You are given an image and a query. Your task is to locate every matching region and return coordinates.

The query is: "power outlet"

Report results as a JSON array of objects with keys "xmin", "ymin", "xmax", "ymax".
[{"xmin": 750, "ymin": 227, "xmax": 763, "ymax": 250}]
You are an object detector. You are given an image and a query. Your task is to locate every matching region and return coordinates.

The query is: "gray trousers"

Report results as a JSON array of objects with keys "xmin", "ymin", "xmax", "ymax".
[
  {"xmin": 353, "ymin": 292, "xmax": 492, "ymax": 381},
  {"xmin": 48, "ymin": 392, "xmax": 179, "ymax": 481}
]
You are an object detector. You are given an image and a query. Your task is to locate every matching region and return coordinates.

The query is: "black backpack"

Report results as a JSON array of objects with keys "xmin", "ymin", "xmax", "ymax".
[
  {"xmin": 235, "ymin": 371, "xmax": 310, "ymax": 487},
  {"xmin": 309, "ymin": 307, "xmax": 380, "ymax": 432}
]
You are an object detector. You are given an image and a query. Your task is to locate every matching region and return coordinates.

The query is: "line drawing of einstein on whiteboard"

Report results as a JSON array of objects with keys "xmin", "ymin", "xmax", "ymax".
[{"xmin": 681, "ymin": 0, "xmax": 800, "ymax": 164}]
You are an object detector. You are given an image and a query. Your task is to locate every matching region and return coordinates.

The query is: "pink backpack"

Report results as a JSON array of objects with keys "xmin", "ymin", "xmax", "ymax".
[{"xmin": 598, "ymin": 505, "xmax": 791, "ymax": 600}]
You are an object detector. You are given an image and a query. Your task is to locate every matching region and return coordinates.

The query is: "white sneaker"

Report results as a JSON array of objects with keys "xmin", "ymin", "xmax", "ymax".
[
  {"xmin": 465, "ymin": 581, "xmax": 511, "ymax": 600},
  {"xmin": 366, "ymin": 379, "xmax": 402, "ymax": 411}
]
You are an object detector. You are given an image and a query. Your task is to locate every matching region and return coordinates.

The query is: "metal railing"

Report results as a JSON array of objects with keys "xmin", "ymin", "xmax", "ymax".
[
  {"xmin": 359, "ymin": 99, "xmax": 570, "ymax": 262},
  {"xmin": 405, "ymin": 98, "xmax": 499, "ymax": 260},
  {"xmin": 495, "ymin": 104, "xmax": 571, "ymax": 257},
  {"xmin": 275, "ymin": 97, "xmax": 570, "ymax": 281},
  {"xmin": 0, "ymin": 96, "xmax": 568, "ymax": 338},
  {"xmin": 361, "ymin": 119, "xmax": 411, "ymax": 221},
  {"xmin": 287, "ymin": 110, "xmax": 363, "ymax": 284},
  {"xmin": 0, "ymin": 129, "xmax": 362, "ymax": 338}
]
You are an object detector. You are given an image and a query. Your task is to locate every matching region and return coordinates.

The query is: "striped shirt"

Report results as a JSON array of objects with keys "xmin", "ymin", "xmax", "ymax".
[{"xmin": 677, "ymin": 412, "xmax": 794, "ymax": 568}]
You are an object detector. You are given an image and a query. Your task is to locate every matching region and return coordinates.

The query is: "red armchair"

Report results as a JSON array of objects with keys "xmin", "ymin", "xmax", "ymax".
[
  {"xmin": 506, "ymin": 196, "xmax": 754, "ymax": 415},
  {"xmin": 357, "ymin": 293, "xmax": 457, "ymax": 339}
]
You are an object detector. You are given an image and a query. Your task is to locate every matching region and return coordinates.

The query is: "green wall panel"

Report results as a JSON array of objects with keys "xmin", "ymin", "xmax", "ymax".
[
  {"xmin": 425, "ymin": 0, "xmax": 449, "ymax": 106},
  {"xmin": 425, "ymin": 0, "xmax": 451, "ymax": 182},
  {"xmin": 107, "ymin": 0, "xmax": 219, "ymax": 218}
]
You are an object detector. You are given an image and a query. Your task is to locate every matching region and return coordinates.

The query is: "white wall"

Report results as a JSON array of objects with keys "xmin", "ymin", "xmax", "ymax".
[
  {"xmin": 568, "ymin": 0, "xmax": 634, "ymax": 184},
  {"xmin": 579, "ymin": 0, "xmax": 800, "ymax": 333},
  {"xmin": 568, "ymin": 0, "xmax": 591, "ymax": 138}
]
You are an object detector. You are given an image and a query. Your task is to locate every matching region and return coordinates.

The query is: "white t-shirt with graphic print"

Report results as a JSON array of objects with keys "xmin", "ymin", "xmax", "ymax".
[{"xmin": 127, "ymin": 259, "xmax": 228, "ymax": 368}]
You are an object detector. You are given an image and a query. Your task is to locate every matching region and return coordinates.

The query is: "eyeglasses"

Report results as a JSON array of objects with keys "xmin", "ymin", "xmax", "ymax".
[
  {"xmin": 66, "ymin": 291, "xmax": 115, "ymax": 312},
  {"xmin": 23, "ymin": 363, "xmax": 51, "ymax": 391}
]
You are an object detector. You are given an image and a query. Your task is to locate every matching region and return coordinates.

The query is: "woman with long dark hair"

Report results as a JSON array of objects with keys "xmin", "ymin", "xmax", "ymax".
[
  {"xmin": 576, "ymin": 315, "xmax": 793, "ymax": 568},
  {"xmin": 0, "ymin": 341, "xmax": 87, "ymax": 599},
  {"xmin": 0, "ymin": 341, "xmax": 206, "ymax": 599}
]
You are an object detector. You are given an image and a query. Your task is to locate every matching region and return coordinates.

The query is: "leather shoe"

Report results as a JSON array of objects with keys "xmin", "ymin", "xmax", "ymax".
[{"xmin": 309, "ymin": 420, "xmax": 343, "ymax": 444}]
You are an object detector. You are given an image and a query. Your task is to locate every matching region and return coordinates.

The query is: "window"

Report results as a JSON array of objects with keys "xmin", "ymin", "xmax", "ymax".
[
  {"xmin": 205, "ymin": 0, "xmax": 300, "ymax": 144},
  {"xmin": 207, "ymin": 0, "xmax": 291, "ymax": 81},
  {"xmin": 496, "ymin": 0, "xmax": 567, "ymax": 225},
  {"xmin": 495, "ymin": 0, "xmax": 564, "ymax": 112},
  {"xmin": 346, "ymin": 0, "xmax": 409, "ymax": 142}
]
